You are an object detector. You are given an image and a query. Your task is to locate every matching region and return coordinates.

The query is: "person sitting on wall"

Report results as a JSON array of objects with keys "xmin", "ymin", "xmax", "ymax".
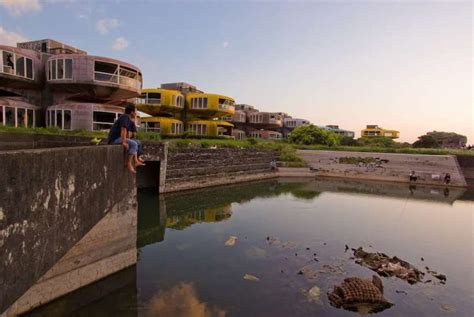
[
  {"xmin": 444, "ymin": 173, "xmax": 451, "ymax": 185},
  {"xmin": 107, "ymin": 105, "xmax": 145, "ymax": 173},
  {"xmin": 128, "ymin": 119, "xmax": 144, "ymax": 163},
  {"xmin": 409, "ymin": 171, "xmax": 418, "ymax": 182}
]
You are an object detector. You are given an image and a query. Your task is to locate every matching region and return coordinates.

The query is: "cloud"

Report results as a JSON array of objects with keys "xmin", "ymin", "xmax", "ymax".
[
  {"xmin": 222, "ymin": 41, "xmax": 229, "ymax": 49},
  {"xmin": 0, "ymin": 26, "xmax": 28, "ymax": 46},
  {"xmin": 96, "ymin": 18, "xmax": 119, "ymax": 35},
  {"xmin": 112, "ymin": 37, "xmax": 129, "ymax": 50},
  {"xmin": 0, "ymin": 0, "xmax": 41, "ymax": 16}
]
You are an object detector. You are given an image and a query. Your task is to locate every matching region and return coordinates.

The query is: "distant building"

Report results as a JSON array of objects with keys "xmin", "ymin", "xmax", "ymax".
[
  {"xmin": 321, "ymin": 125, "xmax": 355, "ymax": 138},
  {"xmin": 137, "ymin": 83, "xmax": 235, "ymax": 137},
  {"xmin": 361, "ymin": 125, "xmax": 399, "ymax": 139},
  {"xmin": 1, "ymin": 39, "xmax": 142, "ymax": 130}
]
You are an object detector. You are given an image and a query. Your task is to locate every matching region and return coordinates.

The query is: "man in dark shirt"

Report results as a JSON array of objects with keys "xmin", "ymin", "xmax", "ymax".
[{"xmin": 108, "ymin": 105, "xmax": 144, "ymax": 173}]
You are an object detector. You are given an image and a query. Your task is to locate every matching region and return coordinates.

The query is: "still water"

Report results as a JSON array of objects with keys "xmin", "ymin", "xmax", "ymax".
[{"xmin": 28, "ymin": 178, "xmax": 474, "ymax": 316}]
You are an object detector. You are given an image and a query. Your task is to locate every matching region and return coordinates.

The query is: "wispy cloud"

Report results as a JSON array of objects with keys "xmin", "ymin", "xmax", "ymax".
[
  {"xmin": 222, "ymin": 41, "xmax": 230, "ymax": 49},
  {"xmin": 0, "ymin": 0, "xmax": 41, "ymax": 16},
  {"xmin": 112, "ymin": 37, "xmax": 129, "ymax": 51},
  {"xmin": 0, "ymin": 26, "xmax": 28, "ymax": 45},
  {"xmin": 96, "ymin": 18, "xmax": 119, "ymax": 35}
]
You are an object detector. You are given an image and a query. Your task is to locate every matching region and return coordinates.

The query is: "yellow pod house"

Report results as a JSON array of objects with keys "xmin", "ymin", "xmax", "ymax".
[
  {"xmin": 187, "ymin": 119, "xmax": 234, "ymax": 137},
  {"xmin": 141, "ymin": 117, "xmax": 184, "ymax": 136},
  {"xmin": 135, "ymin": 88, "xmax": 184, "ymax": 116},
  {"xmin": 185, "ymin": 93, "xmax": 235, "ymax": 118},
  {"xmin": 361, "ymin": 125, "xmax": 400, "ymax": 139}
]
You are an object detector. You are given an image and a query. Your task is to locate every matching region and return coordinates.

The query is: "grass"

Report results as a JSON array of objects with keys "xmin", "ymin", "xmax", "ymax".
[{"xmin": 1, "ymin": 125, "xmax": 472, "ymax": 157}]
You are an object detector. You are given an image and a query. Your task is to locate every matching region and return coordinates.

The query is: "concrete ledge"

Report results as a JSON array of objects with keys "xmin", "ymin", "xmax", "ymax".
[{"xmin": 164, "ymin": 172, "xmax": 278, "ymax": 193}]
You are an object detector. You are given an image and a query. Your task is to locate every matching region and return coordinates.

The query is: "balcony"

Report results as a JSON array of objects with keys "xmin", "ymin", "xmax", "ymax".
[
  {"xmin": 247, "ymin": 112, "xmax": 283, "ymax": 129},
  {"xmin": 186, "ymin": 93, "xmax": 235, "ymax": 118},
  {"xmin": 46, "ymin": 55, "xmax": 142, "ymax": 100},
  {"xmin": 135, "ymin": 89, "xmax": 184, "ymax": 116}
]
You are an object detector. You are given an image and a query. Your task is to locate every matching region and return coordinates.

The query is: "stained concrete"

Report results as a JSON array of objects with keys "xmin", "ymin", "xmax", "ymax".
[
  {"xmin": 0, "ymin": 145, "xmax": 135, "ymax": 314},
  {"xmin": 297, "ymin": 150, "xmax": 467, "ymax": 187}
]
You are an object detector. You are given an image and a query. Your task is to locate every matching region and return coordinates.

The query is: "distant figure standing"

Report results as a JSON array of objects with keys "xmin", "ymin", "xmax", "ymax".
[
  {"xmin": 107, "ymin": 105, "xmax": 145, "ymax": 173},
  {"xmin": 409, "ymin": 171, "xmax": 418, "ymax": 182},
  {"xmin": 270, "ymin": 159, "xmax": 277, "ymax": 171},
  {"xmin": 444, "ymin": 173, "xmax": 451, "ymax": 185}
]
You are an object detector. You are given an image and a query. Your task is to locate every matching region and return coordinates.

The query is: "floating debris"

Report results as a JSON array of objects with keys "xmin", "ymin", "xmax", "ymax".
[
  {"xmin": 353, "ymin": 247, "xmax": 424, "ymax": 284},
  {"xmin": 345, "ymin": 244, "xmax": 349, "ymax": 252},
  {"xmin": 318, "ymin": 264, "xmax": 345, "ymax": 275},
  {"xmin": 243, "ymin": 274, "xmax": 260, "ymax": 282},
  {"xmin": 395, "ymin": 290, "xmax": 408, "ymax": 295},
  {"xmin": 440, "ymin": 304, "xmax": 455, "ymax": 313},
  {"xmin": 306, "ymin": 286, "xmax": 321, "ymax": 302},
  {"xmin": 266, "ymin": 236, "xmax": 281, "ymax": 246},
  {"xmin": 225, "ymin": 236, "xmax": 237, "ymax": 247},
  {"xmin": 328, "ymin": 275, "xmax": 394, "ymax": 314},
  {"xmin": 297, "ymin": 265, "xmax": 318, "ymax": 279}
]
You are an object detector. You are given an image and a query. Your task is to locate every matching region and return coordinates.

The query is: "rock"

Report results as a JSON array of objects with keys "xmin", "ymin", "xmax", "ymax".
[
  {"xmin": 327, "ymin": 276, "xmax": 394, "ymax": 314},
  {"xmin": 243, "ymin": 274, "xmax": 260, "ymax": 282},
  {"xmin": 225, "ymin": 236, "xmax": 237, "ymax": 247}
]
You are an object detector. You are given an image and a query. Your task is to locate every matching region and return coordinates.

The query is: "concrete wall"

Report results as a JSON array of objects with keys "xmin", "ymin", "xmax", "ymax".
[
  {"xmin": 0, "ymin": 145, "xmax": 136, "ymax": 315},
  {"xmin": 456, "ymin": 155, "xmax": 474, "ymax": 180},
  {"xmin": 0, "ymin": 132, "xmax": 96, "ymax": 151},
  {"xmin": 297, "ymin": 150, "xmax": 467, "ymax": 187},
  {"xmin": 164, "ymin": 147, "xmax": 278, "ymax": 192}
]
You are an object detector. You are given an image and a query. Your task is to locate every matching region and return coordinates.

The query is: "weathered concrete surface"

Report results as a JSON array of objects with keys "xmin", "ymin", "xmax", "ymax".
[
  {"xmin": 139, "ymin": 141, "xmax": 168, "ymax": 192},
  {"xmin": 0, "ymin": 146, "xmax": 135, "ymax": 314},
  {"xmin": 164, "ymin": 147, "xmax": 278, "ymax": 193},
  {"xmin": 2, "ymin": 189, "xmax": 137, "ymax": 316},
  {"xmin": 297, "ymin": 150, "xmax": 467, "ymax": 187},
  {"xmin": 456, "ymin": 155, "xmax": 474, "ymax": 180}
]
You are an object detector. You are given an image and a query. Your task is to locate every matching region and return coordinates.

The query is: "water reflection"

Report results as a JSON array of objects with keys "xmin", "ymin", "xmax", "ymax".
[{"xmin": 143, "ymin": 282, "xmax": 226, "ymax": 317}]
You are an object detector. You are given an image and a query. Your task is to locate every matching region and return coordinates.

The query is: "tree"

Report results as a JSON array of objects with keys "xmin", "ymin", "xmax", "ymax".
[
  {"xmin": 288, "ymin": 125, "xmax": 339, "ymax": 146},
  {"xmin": 426, "ymin": 131, "xmax": 467, "ymax": 148},
  {"xmin": 340, "ymin": 136, "xmax": 359, "ymax": 146},
  {"xmin": 412, "ymin": 135, "xmax": 441, "ymax": 148},
  {"xmin": 357, "ymin": 136, "xmax": 395, "ymax": 148}
]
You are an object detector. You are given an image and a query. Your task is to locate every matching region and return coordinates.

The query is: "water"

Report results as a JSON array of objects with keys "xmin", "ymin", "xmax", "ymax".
[{"xmin": 27, "ymin": 178, "xmax": 474, "ymax": 316}]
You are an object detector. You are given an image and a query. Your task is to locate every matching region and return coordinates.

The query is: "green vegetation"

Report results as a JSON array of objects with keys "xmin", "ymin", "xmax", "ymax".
[
  {"xmin": 288, "ymin": 124, "xmax": 339, "ymax": 146},
  {"xmin": 357, "ymin": 136, "xmax": 395, "ymax": 148},
  {"xmin": 412, "ymin": 135, "xmax": 440, "ymax": 148}
]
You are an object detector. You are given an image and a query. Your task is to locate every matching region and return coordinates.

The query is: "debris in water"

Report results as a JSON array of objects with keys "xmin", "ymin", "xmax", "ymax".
[
  {"xmin": 266, "ymin": 236, "xmax": 281, "ymax": 246},
  {"xmin": 306, "ymin": 247, "xmax": 310, "ymax": 250},
  {"xmin": 421, "ymin": 257, "xmax": 424, "ymax": 261},
  {"xmin": 225, "ymin": 236, "xmax": 237, "ymax": 247},
  {"xmin": 323, "ymin": 243, "xmax": 327, "ymax": 245},
  {"xmin": 345, "ymin": 244, "xmax": 349, "ymax": 252},
  {"xmin": 297, "ymin": 271, "xmax": 303, "ymax": 275},
  {"xmin": 395, "ymin": 290, "xmax": 408, "ymax": 295},
  {"xmin": 353, "ymin": 247, "xmax": 424, "ymax": 284},
  {"xmin": 298, "ymin": 266, "xmax": 318, "ymax": 279},
  {"xmin": 425, "ymin": 280, "xmax": 432, "ymax": 284},
  {"xmin": 281, "ymin": 241, "xmax": 298, "ymax": 249},
  {"xmin": 243, "ymin": 274, "xmax": 260, "ymax": 282},
  {"xmin": 318, "ymin": 264, "xmax": 345, "ymax": 275},
  {"xmin": 440, "ymin": 304, "xmax": 455, "ymax": 313},
  {"xmin": 328, "ymin": 275, "xmax": 394, "ymax": 314},
  {"xmin": 307, "ymin": 286, "xmax": 321, "ymax": 302},
  {"xmin": 295, "ymin": 253, "xmax": 298, "ymax": 256}
]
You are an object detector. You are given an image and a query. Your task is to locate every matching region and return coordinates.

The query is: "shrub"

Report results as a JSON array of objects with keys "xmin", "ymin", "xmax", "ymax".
[
  {"xmin": 357, "ymin": 136, "xmax": 395, "ymax": 148},
  {"xmin": 412, "ymin": 135, "xmax": 441, "ymax": 148},
  {"xmin": 288, "ymin": 125, "xmax": 339, "ymax": 146}
]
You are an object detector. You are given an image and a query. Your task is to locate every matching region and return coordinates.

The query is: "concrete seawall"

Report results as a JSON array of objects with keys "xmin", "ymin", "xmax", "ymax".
[
  {"xmin": 0, "ymin": 146, "xmax": 136, "ymax": 316},
  {"xmin": 164, "ymin": 147, "xmax": 279, "ymax": 192},
  {"xmin": 296, "ymin": 150, "xmax": 467, "ymax": 187}
]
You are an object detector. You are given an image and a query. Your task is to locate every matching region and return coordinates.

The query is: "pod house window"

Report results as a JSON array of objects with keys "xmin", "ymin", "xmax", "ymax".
[
  {"xmin": 92, "ymin": 111, "xmax": 119, "ymax": 131},
  {"xmin": 5, "ymin": 107, "xmax": 14, "ymax": 126},
  {"xmin": 191, "ymin": 97, "xmax": 208, "ymax": 109},
  {"xmin": 17, "ymin": 108, "xmax": 26, "ymax": 127},
  {"xmin": 49, "ymin": 59, "xmax": 73, "ymax": 80},
  {"xmin": 189, "ymin": 124, "xmax": 207, "ymax": 135}
]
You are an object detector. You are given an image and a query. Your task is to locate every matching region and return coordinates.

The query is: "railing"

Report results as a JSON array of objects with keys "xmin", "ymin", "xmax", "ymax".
[
  {"xmin": 94, "ymin": 71, "xmax": 141, "ymax": 90},
  {"xmin": 135, "ymin": 97, "xmax": 161, "ymax": 105},
  {"xmin": 218, "ymin": 104, "xmax": 235, "ymax": 111},
  {"xmin": 2, "ymin": 65, "xmax": 14, "ymax": 75}
]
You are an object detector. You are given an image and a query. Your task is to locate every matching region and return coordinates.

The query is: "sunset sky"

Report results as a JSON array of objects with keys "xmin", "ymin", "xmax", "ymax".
[{"xmin": 0, "ymin": 0, "xmax": 472, "ymax": 142}]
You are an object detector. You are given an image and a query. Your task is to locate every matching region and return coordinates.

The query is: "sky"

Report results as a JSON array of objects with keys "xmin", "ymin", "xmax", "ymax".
[{"xmin": 0, "ymin": 0, "xmax": 472, "ymax": 142}]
